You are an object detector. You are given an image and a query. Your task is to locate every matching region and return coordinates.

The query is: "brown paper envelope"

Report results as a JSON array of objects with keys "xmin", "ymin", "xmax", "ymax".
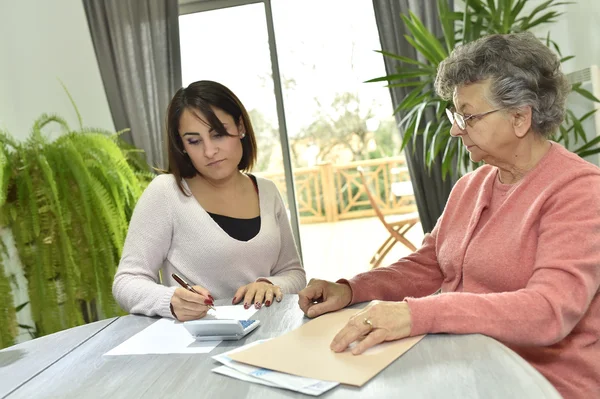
[{"xmin": 229, "ymin": 308, "xmax": 425, "ymax": 386}]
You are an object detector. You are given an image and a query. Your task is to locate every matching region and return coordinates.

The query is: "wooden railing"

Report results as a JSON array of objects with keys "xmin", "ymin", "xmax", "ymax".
[{"xmin": 256, "ymin": 156, "xmax": 417, "ymax": 224}]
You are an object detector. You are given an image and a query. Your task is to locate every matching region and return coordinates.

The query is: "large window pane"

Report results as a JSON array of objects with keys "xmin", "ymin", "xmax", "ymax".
[
  {"xmin": 179, "ymin": 1, "xmax": 424, "ymax": 280},
  {"xmin": 179, "ymin": 4, "xmax": 283, "ymax": 173},
  {"xmin": 272, "ymin": 0, "xmax": 422, "ymax": 280}
]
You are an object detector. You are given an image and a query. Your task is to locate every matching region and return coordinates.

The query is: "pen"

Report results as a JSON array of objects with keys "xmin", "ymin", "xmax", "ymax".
[{"xmin": 171, "ymin": 273, "xmax": 216, "ymax": 311}]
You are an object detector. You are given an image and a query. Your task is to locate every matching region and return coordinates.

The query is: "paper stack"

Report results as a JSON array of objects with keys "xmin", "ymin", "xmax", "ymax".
[{"xmin": 212, "ymin": 340, "xmax": 339, "ymax": 396}]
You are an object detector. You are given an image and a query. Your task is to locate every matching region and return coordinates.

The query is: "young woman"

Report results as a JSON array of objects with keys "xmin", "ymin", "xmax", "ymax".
[{"xmin": 113, "ymin": 80, "xmax": 306, "ymax": 321}]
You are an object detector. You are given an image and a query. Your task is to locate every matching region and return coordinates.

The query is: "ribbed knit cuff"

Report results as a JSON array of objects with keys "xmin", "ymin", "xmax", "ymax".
[
  {"xmin": 160, "ymin": 286, "xmax": 178, "ymax": 319},
  {"xmin": 262, "ymin": 275, "xmax": 297, "ymax": 295},
  {"xmin": 255, "ymin": 277, "xmax": 274, "ymax": 285},
  {"xmin": 405, "ymin": 296, "xmax": 436, "ymax": 336}
]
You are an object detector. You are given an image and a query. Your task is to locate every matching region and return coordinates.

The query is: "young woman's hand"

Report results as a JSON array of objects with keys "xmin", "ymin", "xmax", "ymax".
[
  {"xmin": 170, "ymin": 285, "xmax": 214, "ymax": 321},
  {"xmin": 232, "ymin": 281, "xmax": 283, "ymax": 309}
]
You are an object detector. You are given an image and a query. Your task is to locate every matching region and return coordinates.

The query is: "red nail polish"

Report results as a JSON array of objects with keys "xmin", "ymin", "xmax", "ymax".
[
  {"xmin": 255, "ymin": 302, "xmax": 261, "ymax": 309},
  {"xmin": 244, "ymin": 303, "xmax": 249, "ymax": 309},
  {"xmin": 265, "ymin": 300, "xmax": 271, "ymax": 307},
  {"xmin": 204, "ymin": 299, "xmax": 213, "ymax": 305}
]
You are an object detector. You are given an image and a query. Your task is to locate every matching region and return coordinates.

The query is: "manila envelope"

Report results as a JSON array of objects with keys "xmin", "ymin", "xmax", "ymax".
[{"xmin": 228, "ymin": 308, "xmax": 425, "ymax": 386}]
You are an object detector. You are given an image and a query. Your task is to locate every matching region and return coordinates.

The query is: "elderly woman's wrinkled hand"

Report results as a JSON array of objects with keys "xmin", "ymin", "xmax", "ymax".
[
  {"xmin": 298, "ymin": 279, "xmax": 353, "ymax": 318},
  {"xmin": 330, "ymin": 301, "xmax": 412, "ymax": 355}
]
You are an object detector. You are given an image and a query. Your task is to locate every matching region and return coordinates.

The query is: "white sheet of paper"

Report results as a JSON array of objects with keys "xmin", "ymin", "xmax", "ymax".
[
  {"xmin": 212, "ymin": 340, "xmax": 338, "ymax": 396},
  {"xmin": 104, "ymin": 319, "xmax": 221, "ymax": 356},
  {"xmin": 104, "ymin": 318, "xmax": 220, "ymax": 356},
  {"xmin": 204, "ymin": 305, "xmax": 258, "ymax": 320},
  {"xmin": 103, "ymin": 306, "xmax": 258, "ymax": 356}
]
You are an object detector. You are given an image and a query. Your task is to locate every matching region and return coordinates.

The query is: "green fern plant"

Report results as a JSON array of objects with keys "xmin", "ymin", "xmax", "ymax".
[
  {"xmin": 369, "ymin": 0, "xmax": 600, "ymax": 178},
  {"xmin": 0, "ymin": 256, "xmax": 17, "ymax": 348},
  {"xmin": 0, "ymin": 109, "xmax": 150, "ymax": 348}
]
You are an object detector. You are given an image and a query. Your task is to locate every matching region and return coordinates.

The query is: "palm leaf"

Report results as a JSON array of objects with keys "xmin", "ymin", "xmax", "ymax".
[
  {"xmin": 574, "ymin": 134, "xmax": 600, "ymax": 154},
  {"xmin": 372, "ymin": 50, "xmax": 433, "ymax": 69},
  {"xmin": 438, "ymin": 0, "xmax": 456, "ymax": 52},
  {"xmin": 372, "ymin": 0, "xmax": 592, "ymax": 181},
  {"xmin": 572, "ymin": 85, "xmax": 600, "ymax": 103}
]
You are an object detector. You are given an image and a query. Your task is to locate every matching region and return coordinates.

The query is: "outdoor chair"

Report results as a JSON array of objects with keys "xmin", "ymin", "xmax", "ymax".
[{"xmin": 357, "ymin": 167, "xmax": 420, "ymax": 269}]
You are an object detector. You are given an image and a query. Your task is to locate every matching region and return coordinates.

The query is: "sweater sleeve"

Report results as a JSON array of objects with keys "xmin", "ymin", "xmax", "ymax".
[
  {"xmin": 258, "ymin": 184, "xmax": 306, "ymax": 294},
  {"xmin": 112, "ymin": 176, "xmax": 177, "ymax": 318},
  {"xmin": 407, "ymin": 174, "xmax": 600, "ymax": 346},
  {"xmin": 340, "ymin": 221, "xmax": 444, "ymax": 304}
]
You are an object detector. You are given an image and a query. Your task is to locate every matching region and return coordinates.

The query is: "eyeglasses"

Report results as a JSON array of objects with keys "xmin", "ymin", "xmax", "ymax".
[{"xmin": 445, "ymin": 107, "xmax": 503, "ymax": 130}]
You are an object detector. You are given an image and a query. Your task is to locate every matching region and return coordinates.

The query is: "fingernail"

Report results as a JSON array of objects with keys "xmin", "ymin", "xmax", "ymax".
[
  {"xmin": 255, "ymin": 302, "xmax": 262, "ymax": 309},
  {"xmin": 265, "ymin": 300, "xmax": 271, "ymax": 307},
  {"xmin": 244, "ymin": 303, "xmax": 250, "ymax": 309},
  {"xmin": 208, "ymin": 295, "xmax": 214, "ymax": 301},
  {"xmin": 232, "ymin": 297, "xmax": 237, "ymax": 304},
  {"xmin": 204, "ymin": 299, "xmax": 213, "ymax": 305}
]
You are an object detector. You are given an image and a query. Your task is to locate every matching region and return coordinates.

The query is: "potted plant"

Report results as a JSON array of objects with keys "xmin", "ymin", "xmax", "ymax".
[
  {"xmin": 369, "ymin": 0, "xmax": 600, "ymax": 179},
  {"xmin": 0, "ymin": 98, "xmax": 151, "ymax": 348}
]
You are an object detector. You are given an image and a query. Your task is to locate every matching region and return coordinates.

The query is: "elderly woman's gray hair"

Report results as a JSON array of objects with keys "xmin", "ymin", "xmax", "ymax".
[{"xmin": 435, "ymin": 31, "xmax": 571, "ymax": 137}]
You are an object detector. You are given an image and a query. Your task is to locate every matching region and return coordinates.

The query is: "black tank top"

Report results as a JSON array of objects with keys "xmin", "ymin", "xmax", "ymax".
[{"xmin": 206, "ymin": 174, "xmax": 260, "ymax": 242}]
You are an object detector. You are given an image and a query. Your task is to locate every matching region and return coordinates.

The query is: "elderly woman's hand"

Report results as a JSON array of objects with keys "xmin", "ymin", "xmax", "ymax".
[
  {"xmin": 298, "ymin": 278, "xmax": 353, "ymax": 318},
  {"xmin": 232, "ymin": 281, "xmax": 283, "ymax": 309},
  {"xmin": 330, "ymin": 301, "xmax": 412, "ymax": 355}
]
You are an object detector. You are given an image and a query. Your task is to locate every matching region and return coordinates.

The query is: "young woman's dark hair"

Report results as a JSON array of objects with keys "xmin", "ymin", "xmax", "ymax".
[{"xmin": 166, "ymin": 80, "xmax": 258, "ymax": 195}]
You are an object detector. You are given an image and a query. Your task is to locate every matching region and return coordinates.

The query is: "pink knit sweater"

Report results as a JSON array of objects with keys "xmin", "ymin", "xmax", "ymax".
[{"xmin": 344, "ymin": 143, "xmax": 600, "ymax": 398}]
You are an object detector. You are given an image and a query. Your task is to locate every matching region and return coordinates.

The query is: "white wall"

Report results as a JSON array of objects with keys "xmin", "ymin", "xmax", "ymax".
[
  {"xmin": 0, "ymin": 60, "xmax": 16, "ymax": 136},
  {"xmin": 529, "ymin": 0, "xmax": 600, "ymax": 74},
  {"xmin": 0, "ymin": 0, "xmax": 114, "ymax": 141},
  {"xmin": 542, "ymin": 0, "xmax": 600, "ymax": 167}
]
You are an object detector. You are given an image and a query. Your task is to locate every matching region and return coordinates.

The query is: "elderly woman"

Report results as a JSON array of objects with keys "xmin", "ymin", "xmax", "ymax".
[{"xmin": 298, "ymin": 32, "xmax": 600, "ymax": 398}]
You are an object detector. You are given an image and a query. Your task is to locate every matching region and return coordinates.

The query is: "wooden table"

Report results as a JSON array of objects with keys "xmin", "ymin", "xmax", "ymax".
[
  {"xmin": 0, "ymin": 318, "xmax": 117, "ymax": 398},
  {"xmin": 2, "ymin": 296, "xmax": 561, "ymax": 398}
]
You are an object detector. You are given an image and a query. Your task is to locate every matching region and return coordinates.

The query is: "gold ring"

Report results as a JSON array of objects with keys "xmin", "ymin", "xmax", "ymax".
[{"xmin": 363, "ymin": 318, "xmax": 373, "ymax": 329}]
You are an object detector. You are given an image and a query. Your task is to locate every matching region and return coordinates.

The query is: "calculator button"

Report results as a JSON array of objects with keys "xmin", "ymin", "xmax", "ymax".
[{"xmin": 239, "ymin": 320, "xmax": 255, "ymax": 329}]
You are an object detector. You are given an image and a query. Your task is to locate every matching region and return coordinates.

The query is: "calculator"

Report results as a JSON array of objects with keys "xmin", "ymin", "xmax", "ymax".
[{"xmin": 182, "ymin": 319, "xmax": 260, "ymax": 341}]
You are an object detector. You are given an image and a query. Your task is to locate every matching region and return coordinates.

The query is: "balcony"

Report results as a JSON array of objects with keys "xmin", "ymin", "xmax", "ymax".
[{"xmin": 256, "ymin": 156, "xmax": 424, "ymax": 280}]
